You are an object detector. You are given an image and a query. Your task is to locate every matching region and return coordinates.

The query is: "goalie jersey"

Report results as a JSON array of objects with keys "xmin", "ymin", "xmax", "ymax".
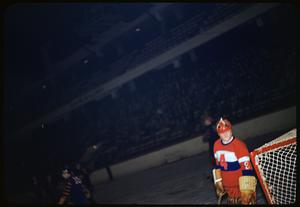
[{"xmin": 213, "ymin": 136, "xmax": 254, "ymax": 187}]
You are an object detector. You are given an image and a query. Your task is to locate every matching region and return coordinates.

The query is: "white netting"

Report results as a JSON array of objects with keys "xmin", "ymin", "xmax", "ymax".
[{"xmin": 254, "ymin": 129, "xmax": 297, "ymax": 204}]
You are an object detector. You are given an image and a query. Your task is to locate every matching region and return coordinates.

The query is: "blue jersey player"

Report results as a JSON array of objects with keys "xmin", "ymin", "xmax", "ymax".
[{"xmin": 58, "ymin": 166, "xmax": 91, "ymax": 204}]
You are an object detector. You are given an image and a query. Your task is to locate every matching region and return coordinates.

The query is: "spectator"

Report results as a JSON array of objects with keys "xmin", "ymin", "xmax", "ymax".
[
  {"xmin": 202, "ymin": 114, "xmax": 218, "ymax": 165},
  {"xmin": 31, "ymin": 175, "xmax": 47, "ymax": 203},
  {"xmin": 44, "ymin": 174, "xmax": 57, "ymax": 203}
]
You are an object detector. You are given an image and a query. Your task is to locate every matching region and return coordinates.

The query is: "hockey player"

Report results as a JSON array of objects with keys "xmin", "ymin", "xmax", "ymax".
[
  {"xmin": 58, "ymin": 166, "xmax": 91, "ymax": 205},
  {"xmin": 212, "ymin": 118, "xmax": 257, "ymax": 204}
]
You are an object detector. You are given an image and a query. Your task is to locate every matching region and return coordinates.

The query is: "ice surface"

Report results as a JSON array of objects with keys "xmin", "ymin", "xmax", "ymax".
[
  {"xmin": 93, "ymin": 150, "xmax": 268, "ymax": 204},
  {"xmin": 92, "ymin": 130, "xmax": 290, "ymax": 204}
]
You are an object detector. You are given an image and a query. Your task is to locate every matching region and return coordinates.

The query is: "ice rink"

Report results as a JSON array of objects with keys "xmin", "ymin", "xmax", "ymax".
[{"xmin": 92, "ymin": 131, "xmax": 288, "ymax": 204}]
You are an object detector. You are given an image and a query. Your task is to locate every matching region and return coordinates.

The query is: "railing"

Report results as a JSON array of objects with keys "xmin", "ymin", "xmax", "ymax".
[{"xmin": 14, "ymin": 4, "xmax": 252, "ymax": 126}]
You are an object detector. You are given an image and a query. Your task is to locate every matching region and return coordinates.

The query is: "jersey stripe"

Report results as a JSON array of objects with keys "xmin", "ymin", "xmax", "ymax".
[
  {"xmin": 217, "ymin": 161, "xmax": 241, "ymax": 171},
  {"xmin": 242, "ymin": 169, "xmax": 255, "ymax": 176},
  {"xmin": 238, "ymin": 156, "xmax": 250, "ymax": 163},
  {"xmin": 215, "ymin": 150, "xmax": 238, "ymax": 162}
]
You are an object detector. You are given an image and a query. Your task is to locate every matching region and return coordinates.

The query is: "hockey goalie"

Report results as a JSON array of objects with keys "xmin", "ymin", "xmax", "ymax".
[{"xmin": 212, "ymin": 118, "xmax": 257, "ymax": 204}]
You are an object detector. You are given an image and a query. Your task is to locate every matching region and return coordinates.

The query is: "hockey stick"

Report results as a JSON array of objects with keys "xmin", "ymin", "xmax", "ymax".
[{"xmin": 217, "ymin": 192, "xmax": 226, "ymax": 205}]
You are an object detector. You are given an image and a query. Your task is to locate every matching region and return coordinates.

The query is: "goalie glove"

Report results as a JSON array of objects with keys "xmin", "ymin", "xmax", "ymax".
[
  {"xmin": 239, "ymin": 176, "xmax": 257, "ymax": 204},
  {"xmin": 213, "ymin": 169, "xmax": 226, "ymax": 198}
]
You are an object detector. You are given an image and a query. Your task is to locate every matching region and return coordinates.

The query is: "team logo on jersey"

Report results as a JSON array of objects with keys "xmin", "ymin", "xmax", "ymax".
[{"xmin": 244, "ymin": 161, "xmax": 251, "ymax": 170}]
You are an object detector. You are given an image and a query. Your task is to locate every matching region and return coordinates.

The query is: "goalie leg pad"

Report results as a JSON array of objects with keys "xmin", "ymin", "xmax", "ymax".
[
  {"xmin": 239, "ymin": 176, "xmax": 257, "ymax": 204},
  {"xmin": 239, "ymin": 176, "xmax": 257, "ymax": 192}
]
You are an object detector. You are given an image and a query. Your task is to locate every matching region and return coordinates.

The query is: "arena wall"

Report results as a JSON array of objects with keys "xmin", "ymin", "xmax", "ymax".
[
  {"xmin": 90, "ymin": 106, "xmax": 296, "ymax": 185},
  {"xmin": 90, "ymin": 168, "xmax": 110, "ymax": 185}
]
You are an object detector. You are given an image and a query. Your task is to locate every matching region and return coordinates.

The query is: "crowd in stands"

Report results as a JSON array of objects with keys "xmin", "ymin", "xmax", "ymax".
[
  {"xmin": 72, "ymin": 3, "xmax": 250, "ymax": 98},
  {"xmin": 90, "ymin": 40, "xmax": 295, "ymax": 167},
  {"xmin": 14, "ymin": 3, "xmax": 249, "ymax": 126}
]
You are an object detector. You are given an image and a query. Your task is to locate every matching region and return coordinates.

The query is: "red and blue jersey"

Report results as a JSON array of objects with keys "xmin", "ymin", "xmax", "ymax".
[
  {"xmin": 61, "ymin": 175, "xmax": 89, "ymax": 204},
  {"xmin": 213, "ymin": 136, "xmax": 254, "ymax": 187}
]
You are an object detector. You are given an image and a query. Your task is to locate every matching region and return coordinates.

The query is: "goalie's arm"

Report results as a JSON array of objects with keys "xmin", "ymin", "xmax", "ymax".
[
  {"xmin": 236, "ymin": 140, "xmax": 255, "ymax": 175},
  {"xmin": 212, "ymin": 168, "xmax": 225, "ymax": 198},
  {"xmin": 236, "ymin": 141, "xmax": 257, "ymax": 204}
]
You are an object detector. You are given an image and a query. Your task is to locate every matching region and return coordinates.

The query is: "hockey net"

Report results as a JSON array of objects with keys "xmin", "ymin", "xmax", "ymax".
[{"xmin": 250, "ymin": 128, "xmax": 297, "ymax": 204}]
